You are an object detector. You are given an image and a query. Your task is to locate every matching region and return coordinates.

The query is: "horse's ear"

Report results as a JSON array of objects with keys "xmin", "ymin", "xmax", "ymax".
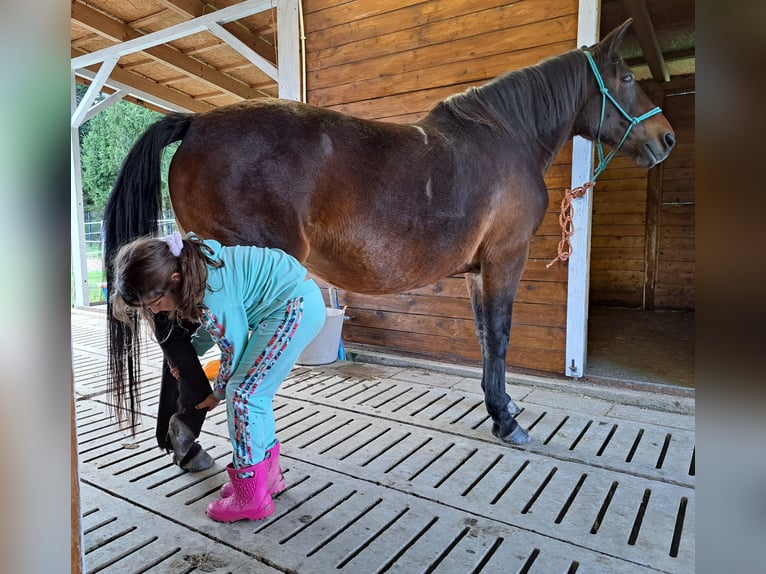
[{"xmin": 593, "ymin": 19, "xmax": 633, "ymax": 61}]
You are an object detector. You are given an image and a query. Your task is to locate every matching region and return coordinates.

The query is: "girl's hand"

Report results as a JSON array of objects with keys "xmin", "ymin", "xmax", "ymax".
[
  {"xmin": 170, "ymin": 366, "xmax": 181, "ymax": 380},
  {"xmin": 195, "ymin": 393, "xmax": 220, "ymax": 411}
]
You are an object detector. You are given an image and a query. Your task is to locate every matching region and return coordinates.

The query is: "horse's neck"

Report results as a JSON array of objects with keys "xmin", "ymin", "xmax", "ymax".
[{"xmin": 478, "ymin": 53, "xmax": 586, "ymax": 170}]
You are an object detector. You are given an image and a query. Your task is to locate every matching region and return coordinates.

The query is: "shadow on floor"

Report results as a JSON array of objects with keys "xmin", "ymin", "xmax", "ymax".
[{"xmin": 585, "ymin": 307, "xmax": 695, "ymax": 389}]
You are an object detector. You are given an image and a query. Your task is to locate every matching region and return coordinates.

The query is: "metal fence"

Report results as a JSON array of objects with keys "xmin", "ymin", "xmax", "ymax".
[{"xmin": 84, "ymin": 216, "xmax": 178, "ymax": 256}]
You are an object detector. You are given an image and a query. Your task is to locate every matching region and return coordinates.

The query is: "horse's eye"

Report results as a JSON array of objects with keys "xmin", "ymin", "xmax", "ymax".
[{"xmin": 620, "ymin": 73, "xmax": 634, "ymax": 85}]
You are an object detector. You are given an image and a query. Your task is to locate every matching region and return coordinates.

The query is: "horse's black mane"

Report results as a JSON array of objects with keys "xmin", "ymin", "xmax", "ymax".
[{"xmin": 437, "ymin": 49, "xmax": 587, "ymax": 142}]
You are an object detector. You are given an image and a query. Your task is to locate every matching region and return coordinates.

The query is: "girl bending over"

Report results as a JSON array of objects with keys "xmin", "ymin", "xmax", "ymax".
[{"xmin": 111, "ymin": 232, "xmax": 325, "ymax": 522}]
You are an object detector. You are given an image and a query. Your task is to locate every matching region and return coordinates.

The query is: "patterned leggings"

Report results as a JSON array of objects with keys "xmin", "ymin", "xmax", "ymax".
[{"xmin": 225, "ymin": 285, "xmax": 326, "ymax": 469}]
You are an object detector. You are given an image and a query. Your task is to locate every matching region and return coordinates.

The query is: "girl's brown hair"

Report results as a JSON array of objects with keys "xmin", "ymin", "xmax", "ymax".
[{"xmin": 111, "ymin": 234, "xmax": 222, "ymax": 335}]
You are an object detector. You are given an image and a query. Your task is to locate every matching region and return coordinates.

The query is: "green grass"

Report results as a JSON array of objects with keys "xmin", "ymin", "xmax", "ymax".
[
  {"xmin": 88, "ymin": 269, "xmax": 107, "ymax": 301},
  {"xmin": 71, "ymin": 267, "xmax": 107, "ymax": 306}
]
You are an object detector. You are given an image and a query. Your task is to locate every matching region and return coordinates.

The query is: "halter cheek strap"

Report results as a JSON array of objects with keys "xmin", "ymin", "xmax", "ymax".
[{"xmin": 582, "ymin": 49, "xmax": 662, "ymax": 181}]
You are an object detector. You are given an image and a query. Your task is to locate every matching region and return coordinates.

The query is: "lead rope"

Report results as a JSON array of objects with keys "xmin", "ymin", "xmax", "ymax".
[
  {"xmin": 546, "ymin": 50, "xmax": 662, "ymax": 268},
  {"xmin": 546, "ymin": 182, "xmax": 592, "ymax": 268}
]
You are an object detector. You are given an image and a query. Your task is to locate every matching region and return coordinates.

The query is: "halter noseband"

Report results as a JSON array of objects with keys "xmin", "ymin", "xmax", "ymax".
[{"xmin": 582, "ymin": 49, "xmax": 662, "ymax": 181}]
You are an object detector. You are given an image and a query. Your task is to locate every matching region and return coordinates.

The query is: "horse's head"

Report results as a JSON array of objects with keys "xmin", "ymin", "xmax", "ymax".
[{"xmin": 577, "ymin": 19, "xmax": 675, "ymax": 171}]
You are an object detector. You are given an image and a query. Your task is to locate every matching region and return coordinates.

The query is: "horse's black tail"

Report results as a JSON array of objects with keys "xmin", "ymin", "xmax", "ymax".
[{"xmin": 103, "ymin": 112, "xmax": 194, "ymax": 430}]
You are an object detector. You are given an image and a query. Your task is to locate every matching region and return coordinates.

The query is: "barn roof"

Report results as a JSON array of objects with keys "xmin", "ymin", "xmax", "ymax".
[{"xmin": 70, "ymin": 0, "xmax": 695, "ymax": 113}]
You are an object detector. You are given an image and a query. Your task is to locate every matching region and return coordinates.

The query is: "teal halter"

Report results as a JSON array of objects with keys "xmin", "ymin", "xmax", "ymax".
[{"xmin": 582, "ymin": 50, "xmax": 662, "ymax": 181}]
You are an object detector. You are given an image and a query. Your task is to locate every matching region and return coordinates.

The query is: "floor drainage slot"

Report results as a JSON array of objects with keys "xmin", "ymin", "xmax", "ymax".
[
  {"xmin": 84, "ymin": 525, "xmax": 137, "ymax": 553},
  {"xmin": 376, "ymin": 516, "xmax": 439, "ymax": 573},
  {"xmin": 339, "ymin": 427, "xmax": 391, "ymax": 461},
  {"xmin": 490, "ymin": 459, "xmax": 529, "ymax": 505},
  {"xmin": 279, "ymin": 489, "xmax": 358, "ymax": 545},
  {"xmin": 336, "ymin": 506, "xmax": 410, "ymax": 570},
  {"xmin": 319, "ymin": 421, "xmax": 373, "ymax": 455},
  {"xmin": 627, "ymin": 488, "xmax": 651, "ymax": 545},
  {"xmin": 461, "ymin": 454, "xmax": 503, "ymax": 496},
  {"xmin": 429, "ymin": 396, "xmax": 465, "ymax": 421},
  {"xmin": 521, "ymin": 467, "xmax": 558, "ymax": 514},
  {"xmin": 471, "ymin": 537, "xmax": 504, "ymax": 574},
  {"xmin": 543, "ymin": 416, "xmax": 569, "ymax": 444},
  {"xmin": 590, "ymin": 481, "xmax": 619, "ymax": 534},
  {"xmin": 596, "ymin": 424, "xmax": 618, "ymax": 456},
  {"xmin": 391, "ymin": 389, "xmax": 430, "ymax": 413},
  {"xmin": 625, "ymin": 429, "xmax": 644, "ymax": 462},
  {"xmin": 298, "ymin": 419, "xmax": 353, "ymax": 449},
  {"xmin": 306, "ymin": 497, "xmax": 384, "ymax": 558},
  {"xmin": 526, "ymin": 411, "xmax": 547, "ymax": 431},
  {"xmin": 384, "ymin": 437, "xmax": 432, "ymax": 473},
  {"xmin": 555, "ymin": 473, "xmax": 588, "ymax": 523},
  {"xmin": 670, "ymin": 496, "xmax": 688, "ymax": 557},
  {"xmin": 518, "ymin": 547, "xmax": 540, "ymax": 574},
  {"xmin": 433, "ymin": 448, "xmax": 477, "ymax": 489},
  {"xmin": 88, "ymin": 536, "xmax": 159, "ymax": 574},
  {"xmin": 408, "ymin": 442, "xmax": 455, "ymax": 481},
  {"xmin": 569, "ymin": 420, "xmax": 592, "ymax": 450},
  {"xmin": 450, "ymin": 400, "xmax": 483, "ymax": 425},
  {"xmin": 362, "ymin": 431, "xmax": 411, "ymax": 467},
  {"xmin": 655, "ymin": 433, "xmax": 672, "ymax": 469}
]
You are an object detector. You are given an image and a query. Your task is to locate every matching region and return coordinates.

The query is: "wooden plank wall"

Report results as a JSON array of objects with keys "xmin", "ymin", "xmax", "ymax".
[
  {"xmin": 589, "ymin": 79, "xmax": 695, "ymax": 311},
  {"xmin": 654, "ymin": 89, "xmax": 695, "ymax": 309},
  {"xmin": 302, "ymin": 0, "xmax": 579, "ymax": 374},
  {"xmin": 589, "ymin": 156, "xmax": 650, "ymax": 307}
]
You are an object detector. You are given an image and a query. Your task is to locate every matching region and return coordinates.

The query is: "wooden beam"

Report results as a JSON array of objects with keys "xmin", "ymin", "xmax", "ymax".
[
  {"xmin": 159, "ymin": 0, "xmax": 277, "ymax": 66},
  {"xmin": 73, "ymin": 47, "xmax": 216, "ymax": 112},
  {"xmin": 71, "ymin": 0, "xmax": 271, "ymax": 69},
  {"xmin": 622, "ymin": 0, "xmax": 669, "ymax": 82},
  {"xmin": 71, "ymin": 1, "xmax": 258, "ymax": 100}
]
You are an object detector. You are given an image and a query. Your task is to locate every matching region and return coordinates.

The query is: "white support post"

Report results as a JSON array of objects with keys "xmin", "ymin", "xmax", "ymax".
[
  {"xmin": 71, "ymin": 55, "xmax": 119, "ymax": 127},
  {"xmin": 277, "ymin": 0, "xmax": 301, "ymax": 101},
  {"xmin": 565, "ymin": 136, "xmax": 595, "ymax": 377},
  {"xmin": 71, "ymin": 73, "xmax": 89, "ymax": 307},
  {"xmin": 81, "ymin": 89, "xmax": 126, "ymax": 125},
  {"xmin": 564, "ymin": 0, "xmax": 600, "ymax": 377}
]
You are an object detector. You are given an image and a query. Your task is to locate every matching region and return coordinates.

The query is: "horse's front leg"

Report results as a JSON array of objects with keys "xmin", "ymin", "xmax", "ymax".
[
  {"xmin": 466, "ymin": 274, "xmax": 522, "ymax": 418},
  {"xmin": 467, "ymin": 261, "xmax": 530, "ymax": 445}
]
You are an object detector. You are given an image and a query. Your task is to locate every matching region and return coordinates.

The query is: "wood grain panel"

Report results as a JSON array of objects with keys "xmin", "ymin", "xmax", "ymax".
[{"xmin": 303, "ymin": 1, "xmax": 578, "ymax": 374}]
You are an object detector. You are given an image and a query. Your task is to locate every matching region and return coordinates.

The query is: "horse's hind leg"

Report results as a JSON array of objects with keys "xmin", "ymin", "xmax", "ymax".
[{"xmin": 467, "ymin": 263, "xmax": 530, "ymax": 445}]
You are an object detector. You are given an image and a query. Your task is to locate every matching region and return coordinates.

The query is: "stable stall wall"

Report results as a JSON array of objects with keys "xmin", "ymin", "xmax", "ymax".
[
  {"xmin": 302, "ymin": 0, "xmax": 580, "ymax": 374},
  {"xmin": 590, "ymin": 79, "xmax": 695, "ymax": 311}
]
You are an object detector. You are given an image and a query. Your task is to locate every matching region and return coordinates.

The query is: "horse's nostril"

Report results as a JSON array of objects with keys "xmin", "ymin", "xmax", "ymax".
[{"xmin": 665, "ymin": 132, "xmax": 676, "ymax": 149}]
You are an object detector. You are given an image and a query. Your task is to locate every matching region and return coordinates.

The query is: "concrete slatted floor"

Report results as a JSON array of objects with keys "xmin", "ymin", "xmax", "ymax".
[{"xmin": 72, "ymin": 308, "xmax": 695, "ymax": 573}]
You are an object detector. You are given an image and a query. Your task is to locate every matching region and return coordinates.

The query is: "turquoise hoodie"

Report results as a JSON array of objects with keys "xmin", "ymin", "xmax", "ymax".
[{"xmin": 191, "ymin": 238, "xmax": 314, "ymax": 397}]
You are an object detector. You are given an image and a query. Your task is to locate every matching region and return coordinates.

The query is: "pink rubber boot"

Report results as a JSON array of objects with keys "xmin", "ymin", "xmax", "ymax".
[
  {"xmin": 206, "ymin": 459, "xmax": 274, "ymax": 522},
  {"xmin": 220, "ymin": 442, "xmax": 285, "ymax": 498}
]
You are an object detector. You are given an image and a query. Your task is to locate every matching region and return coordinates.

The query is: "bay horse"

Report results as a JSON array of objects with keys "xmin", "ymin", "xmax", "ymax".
[{"xmin": 104, "ymin": 20, "xmax": 674, "ymax": 446}]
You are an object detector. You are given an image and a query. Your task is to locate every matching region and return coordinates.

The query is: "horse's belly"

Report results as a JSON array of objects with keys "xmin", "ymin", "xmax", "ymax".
[{"xmin": 304, "ymin": 245, "xmax": 465, "ymax": 295}]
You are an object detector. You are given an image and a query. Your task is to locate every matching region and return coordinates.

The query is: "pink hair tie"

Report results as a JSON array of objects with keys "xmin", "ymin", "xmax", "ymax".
[{"xmin": 164, "ymin": 231, "xmax": 184, "ymax": 257}]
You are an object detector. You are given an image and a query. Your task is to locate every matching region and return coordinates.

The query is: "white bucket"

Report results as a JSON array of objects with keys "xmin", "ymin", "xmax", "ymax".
[{"xmin": 296, "ymin": 307, "xmax": 345, "ymax": 365}]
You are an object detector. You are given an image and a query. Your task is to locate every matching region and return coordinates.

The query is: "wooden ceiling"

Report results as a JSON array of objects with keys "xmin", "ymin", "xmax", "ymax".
[
  {"xmin": 601, "ymin": 0, "xmax": 695, "ymax": 83},
  {"xmin": 71, "ymin": 0, "xmax": 281, "ymax": 112},
  {"xmin": 70, "ymin": 0, "xmax": 695, "ymax": 114}
]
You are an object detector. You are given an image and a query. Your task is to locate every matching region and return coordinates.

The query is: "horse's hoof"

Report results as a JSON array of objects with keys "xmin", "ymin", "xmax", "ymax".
[
  {"xmin": 168, "ymin": 414, "xmax": 196, "ymax": 460},
  {"xmin": 493, "ymin": 423, "xmax": 531, "ymax": 445},
  {"xmin": 177, "ymin": 445, "xmax": 214, "ymax": 472},
  {"xmin": 508, "ymin": 400, "xmax": 522, "ymax": 417}
]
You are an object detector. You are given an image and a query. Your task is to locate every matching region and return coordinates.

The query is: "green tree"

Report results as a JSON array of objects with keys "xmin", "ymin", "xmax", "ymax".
[{"xmin": 79, "ymin": 95, "xmax": 177, "ymax": 214}]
